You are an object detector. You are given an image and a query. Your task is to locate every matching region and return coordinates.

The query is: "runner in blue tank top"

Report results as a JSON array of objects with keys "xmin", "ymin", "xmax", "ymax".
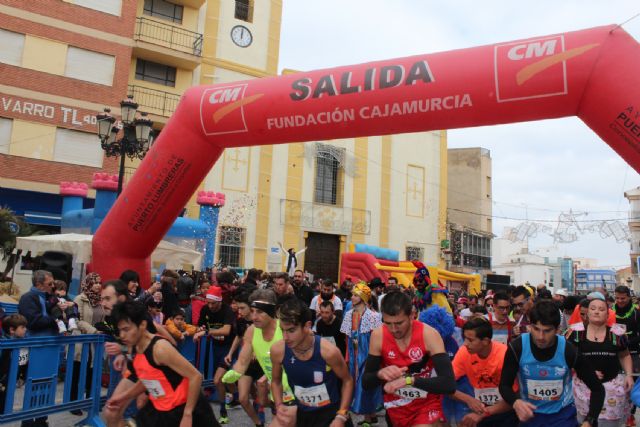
[
  {"xmin": 499, "ymin": 300, "xmax": 604, "ymax": 427},
  {"xmin": 270, "ymin": 298, "xmax": 354, "ymax": 427}
]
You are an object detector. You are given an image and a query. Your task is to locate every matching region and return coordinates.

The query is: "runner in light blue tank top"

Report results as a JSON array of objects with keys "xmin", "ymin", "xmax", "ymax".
[
  {"xmin": 498, "ymin": 300, "xmax": 604, "ymax": 427},
  {"xmin": 519, "ymin": 333, "xmax": 574, "ymax": 413}
]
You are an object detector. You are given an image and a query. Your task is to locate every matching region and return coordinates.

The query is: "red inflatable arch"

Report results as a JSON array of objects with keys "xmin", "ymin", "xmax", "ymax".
[{"xmin": 92, "ymin": 25, "xmax": 640, "ymax": 285}]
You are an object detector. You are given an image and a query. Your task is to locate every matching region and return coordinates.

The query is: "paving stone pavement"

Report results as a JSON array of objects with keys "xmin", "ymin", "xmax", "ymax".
[{"xmin": 2, "ymin": 383, "xmax": 389, "ymax": 427}]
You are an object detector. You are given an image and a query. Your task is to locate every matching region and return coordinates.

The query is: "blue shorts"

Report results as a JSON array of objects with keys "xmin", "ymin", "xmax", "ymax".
[{"xmin": 520, "ymin": 404, "xmax": 579, "ymax": 427}]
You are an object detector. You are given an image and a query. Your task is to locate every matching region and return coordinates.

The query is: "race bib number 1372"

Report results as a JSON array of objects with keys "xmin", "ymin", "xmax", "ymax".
[{"xmin": 474, "ymin": 387, "xmax": 500, "ymax": 406}]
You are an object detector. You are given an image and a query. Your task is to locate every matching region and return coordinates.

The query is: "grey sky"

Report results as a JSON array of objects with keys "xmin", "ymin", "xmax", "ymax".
[{"xmin": 278, "ymin": 1, "xmax": 640, "ymax": 268}]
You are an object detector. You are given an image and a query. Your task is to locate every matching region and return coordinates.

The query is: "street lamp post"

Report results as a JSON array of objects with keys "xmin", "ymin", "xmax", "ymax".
[{"xmin": 96, "ymin": 95, "xmax": 154, "ymax": 195}]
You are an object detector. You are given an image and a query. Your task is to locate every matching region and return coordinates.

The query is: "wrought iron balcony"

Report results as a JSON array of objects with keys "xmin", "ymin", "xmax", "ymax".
[
  {"xmin": 280, "ymin": 199, "xmax": 371, "ymax": 235},
  {"xmin": 134, "ymin": 17, "xmax": 203, "ymax": 57},
  {"xmin": 128, "ymin": 85, "xmax": 180, "ymax": 117}
]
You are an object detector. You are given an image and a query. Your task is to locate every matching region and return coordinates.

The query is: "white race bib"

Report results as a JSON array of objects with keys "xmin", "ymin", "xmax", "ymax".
[
  {"xmin": 321, "ymin": 336, "xmax": 336, "ymax": 346},
  {"xmin": 394, "ymin": 386, "xmax": 428, "ymax": 400},
  {"xmin": 294, "ymin": 383, "xmax": 331, "ymax": 407},
  {"xmin": 492, "ymin": 332, "xmax": 509, "ymax": 345},
  {"xmin": 18, "ymin": 348, "xmax": 29, "ymax": 366},
  {"xmin": 474, "ymin": 387, "xmax": 501, "ymax": 406},
  {"xmin": 526, "ymin": 379, "xmax": 562, "ymax": 401},
  {"xmin": 140, "ymin": 379, "xmax": 166, "ymax": 399}
]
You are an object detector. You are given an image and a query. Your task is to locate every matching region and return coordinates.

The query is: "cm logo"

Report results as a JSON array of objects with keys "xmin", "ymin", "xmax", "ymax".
[
  {"xmin": 200, "ymin": 83, "xmax": 250, "ymax": 136},
  {"xmin": 507, "ymin": 40, "xmax": 557, "ymax": 60},
  {"xmin": 209, "ymin": 87, "xmax": 242, "ymax": 104}
]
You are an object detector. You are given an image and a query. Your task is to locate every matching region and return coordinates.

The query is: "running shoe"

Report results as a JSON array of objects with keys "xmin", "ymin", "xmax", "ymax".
[
  {"xmin": 219, "ymin": 415, "xmax": 229, "ymax": 424},
  {"xmin": 225, "ymin": 400, "xmax": 241, "ymax": 410}
]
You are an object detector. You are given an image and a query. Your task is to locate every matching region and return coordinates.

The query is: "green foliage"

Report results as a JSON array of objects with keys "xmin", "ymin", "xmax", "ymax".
[{"xmin": 0, "ymin": 206, "xmax": 49, "ymax": 261}]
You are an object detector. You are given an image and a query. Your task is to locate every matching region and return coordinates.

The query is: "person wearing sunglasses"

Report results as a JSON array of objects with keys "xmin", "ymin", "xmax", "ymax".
[
  {"xmin": 488, "ymin": 292, "xmax": 514, "ymax": 345},
  {"xmin": 512, "ymin": 286, "xmax": 533, "ymax": 338}
]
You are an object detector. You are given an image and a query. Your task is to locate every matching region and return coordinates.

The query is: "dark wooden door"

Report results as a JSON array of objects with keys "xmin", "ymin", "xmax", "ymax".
[{"xmin": 304, "ymin": 232, "xmax": 340, "ymax": 283}]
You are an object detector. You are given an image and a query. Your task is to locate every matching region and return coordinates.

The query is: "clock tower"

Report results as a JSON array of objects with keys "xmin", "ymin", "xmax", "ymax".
[
  {"xmin": 184, "ymin": 0, "xmax": 282, "ymax": 270},
  {"xmin": 200, "ymin": 0, "xmax": 281, "ymax": 87}
]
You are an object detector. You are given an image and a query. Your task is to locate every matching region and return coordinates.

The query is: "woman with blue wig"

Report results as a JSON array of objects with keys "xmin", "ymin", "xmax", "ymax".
[{"xmin": 340, "ymin": 282, "xmax": 382, "ymax": 426}]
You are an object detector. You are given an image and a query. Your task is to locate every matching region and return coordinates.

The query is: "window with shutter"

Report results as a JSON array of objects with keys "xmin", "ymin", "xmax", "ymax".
[
  {"xmin": 65, "ymin": 47, "xmax": 115, "ymax": 86},
  {"xmin": 54, "ymin": 128, "xmax": 103, "ymax": 167},
  {"xmin": 0, "ymin": 118, "xmax": 12, "ymax": 154},
  {"xmin": 72, "ymin": 0, "xmax": 122, "ymax": 16},
  {"xmin": 0, "ymin": 29, "xmax": 25, "ymax": 66}
]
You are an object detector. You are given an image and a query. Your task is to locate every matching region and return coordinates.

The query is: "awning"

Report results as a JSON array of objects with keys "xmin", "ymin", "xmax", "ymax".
[
  {"xmin": 23, "ymin": 211, "xmax": 62, "ymax": 227},
  {"xmin": 15, "ymin": 233, "xmax": 202, "ymax": 269}
]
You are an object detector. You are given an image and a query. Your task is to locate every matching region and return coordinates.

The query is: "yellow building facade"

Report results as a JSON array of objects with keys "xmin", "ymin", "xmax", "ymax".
[
  {"xmin": 183, "ymin": 0, "xmax": 447, "ymax": 280},
  {"xmin": 184, "ymin": 3, "xmax": 446, "ymax": 280},
  {"xmin": 0, "ymin": 0, "xmax": 447, "ymax": 282}
]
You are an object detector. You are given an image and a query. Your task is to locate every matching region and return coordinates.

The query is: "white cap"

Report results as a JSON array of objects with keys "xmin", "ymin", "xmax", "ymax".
[{"xmin": 555, "ymin": 288, "xmax": 568, "ymax": 297}]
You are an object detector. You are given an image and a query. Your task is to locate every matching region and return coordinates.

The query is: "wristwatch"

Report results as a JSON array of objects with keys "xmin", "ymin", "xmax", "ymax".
[
  {"xmin": 336, "ymin": 409, "xmax": 348, "ymax": 416},
  {"xmin": 405, "ymin": 375, "xmax": 413, "ymax": 386}
]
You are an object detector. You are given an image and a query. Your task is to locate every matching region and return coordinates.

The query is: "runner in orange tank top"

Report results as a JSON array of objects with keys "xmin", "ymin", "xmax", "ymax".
[
  {"xmin": 450, "ymin": 317, "xmax": 518, "ymax": 427},
  {"xmin": 105, "ymin": 300, "xmax": 219, "ymax": 427},
  {"xmin": 361, "ymin": 291, "xmax": 456, "ymax": 427}
]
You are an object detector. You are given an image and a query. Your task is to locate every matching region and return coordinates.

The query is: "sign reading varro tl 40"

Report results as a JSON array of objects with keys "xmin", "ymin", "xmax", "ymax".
[{"xmin": 1, "ymin": 95, "xmax": 97, "ymax": 127}]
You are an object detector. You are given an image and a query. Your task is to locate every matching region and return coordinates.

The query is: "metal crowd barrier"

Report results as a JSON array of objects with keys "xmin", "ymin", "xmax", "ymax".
[
  {"xmin": 0, "ymin": 302, "xmax": 18, "ymax": 315},
  {"xmin": 0, "ymin": 314, "xmax": 227, "ymax": 426},
  {"xmin": 182, "ymin": 336, "xmax": 221, "ymax": 391},
  {"xmin": 0, "ymin": 334, "xmax": 106, "ymax": 427}
]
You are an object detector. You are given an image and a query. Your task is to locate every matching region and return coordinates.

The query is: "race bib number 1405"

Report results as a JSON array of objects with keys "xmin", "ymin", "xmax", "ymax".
[{"xmin": 527, "ymin": 379, "xmax": 562, "ymax": 401}]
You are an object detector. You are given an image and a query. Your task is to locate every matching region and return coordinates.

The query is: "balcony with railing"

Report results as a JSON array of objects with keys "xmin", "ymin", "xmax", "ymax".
[
  {"xmin": 280, "ymin": 199, "xmax": 371, "ymax": 235},
  {"xmin": 128, "ymin": 85, "xmax": 180, "ymax": 118},
  {"xmin": 134, "ymin": 17, "xmax": 203, "ymax": 69}
]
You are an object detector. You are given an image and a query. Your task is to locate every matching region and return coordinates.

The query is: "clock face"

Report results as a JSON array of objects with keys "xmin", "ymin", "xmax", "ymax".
[{"xmin": 231, "ymin": 25, "xmax": 252, "ymax": 48}]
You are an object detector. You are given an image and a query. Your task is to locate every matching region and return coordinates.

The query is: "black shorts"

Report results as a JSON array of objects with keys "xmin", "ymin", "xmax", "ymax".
[
  {"xmin": 212, "ymin": 344, "xmax": 231, "ymax": 371},
  {"xmin": 135, "ymin": 393, "xmax": 219, "ymax": 427},
  {"xmin": 296, "ymin": 404, "xmax": 353, "ymax": 427},
  {"xmin": 245, "ymin": 361, "xmax": 264, "ymax": 381},
  {"xmin": 479, "ymin": 410, "xmax": 518, "ymax": 427}
]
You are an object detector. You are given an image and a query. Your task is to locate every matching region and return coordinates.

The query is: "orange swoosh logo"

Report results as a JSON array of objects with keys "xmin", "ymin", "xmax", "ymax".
[
  {"xmin": 516, "ymin": 43, "xmax": 599, "ymax": 85},
  {"xmin": 213, "ymin": 93, "xmax": 264, "ymax": 123}
]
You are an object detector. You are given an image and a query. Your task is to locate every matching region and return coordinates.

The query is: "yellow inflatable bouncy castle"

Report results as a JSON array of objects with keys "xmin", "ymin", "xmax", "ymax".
[{"xmin": 339, "ymin": 244, "xmax": 481, "ymax": 296}]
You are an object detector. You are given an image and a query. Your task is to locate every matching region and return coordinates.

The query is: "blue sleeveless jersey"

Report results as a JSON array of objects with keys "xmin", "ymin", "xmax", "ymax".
[
  {"xmin": 283, "ymin": 335, "xmax": 341, "ymax": 412},
  {"xmin": 518, "ymin": 333, "xmax": 574, "ymax": 414}
]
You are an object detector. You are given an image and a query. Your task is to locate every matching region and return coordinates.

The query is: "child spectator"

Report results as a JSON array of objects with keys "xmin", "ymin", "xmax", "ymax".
[
  {"xmin": 165, "ymin": 309, "xmax": 197, "ymax": 342},
  {"xmin": 190, "ymin": 279, "xmax": 210, "ymax": 325},
  {"xmin": 0, "ymin": 314, "xmax": 28, "ymax": 411},
  {"xmin": 146, "ymin": 299, "xmax": 164, "ymax": 325},
  {"xmin": 50, "ymin": 280, "xmax": 79, "ymax": 333}
]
